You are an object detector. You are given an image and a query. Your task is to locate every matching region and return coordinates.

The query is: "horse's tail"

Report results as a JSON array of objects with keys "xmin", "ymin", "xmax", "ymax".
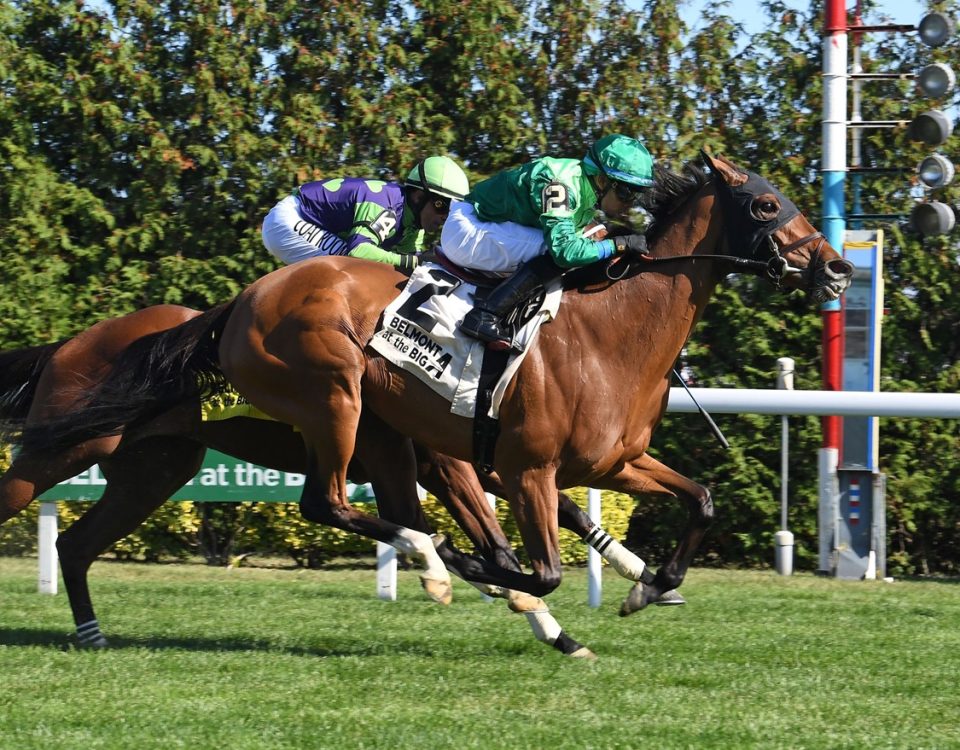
[
  {"xmin": 17, "ymin": 300, "xmax": 237, "ymax": 456},
  {"xmin": 0, "ymin": 340, "xmax": 68, "ymax": 423}
]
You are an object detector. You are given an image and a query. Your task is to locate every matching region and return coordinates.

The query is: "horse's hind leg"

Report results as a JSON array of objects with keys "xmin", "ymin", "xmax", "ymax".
[
  {"xmin": 0, "ymin": 454, "xmax": 77, "ymax": 525},
  {"xmin": 413, "ymin": 445, "xmax": 522, "ymax": 573},
  {"xmin": 0, "ymin": 437, "xmax": 124, "ymax": 525},
  {"xmin": 0, "ymin": 460, "xmax": 43, "ymax": 526},
  {"xmin": 277, "ymin": 363, "xmax": 452, "ymax": 604},
  {"xmin": 56, "ymin": 438, "xmax": 205, "ymax": 648},
  {"xmin": 596, "ymin": 453, "xmax": 713, "ymax": 615}
]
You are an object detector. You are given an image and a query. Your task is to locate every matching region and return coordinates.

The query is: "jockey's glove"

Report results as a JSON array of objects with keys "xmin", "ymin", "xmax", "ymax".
[
  {"xmin": 416, "ymin": 247, "xmax": 440, "ymax": 265},
  {"xmin": 614, "ymin": 234, "xmax": 648, "ymax": 256},
  {"xmin": 398, "ymin": 253, "xmax": 419, "ymax": 271}
]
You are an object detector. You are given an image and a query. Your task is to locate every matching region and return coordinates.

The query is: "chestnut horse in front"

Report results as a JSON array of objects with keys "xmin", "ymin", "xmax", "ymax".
[{"xmin": 21, "ymin": 152, "xmax": 853, "ymax": 615}]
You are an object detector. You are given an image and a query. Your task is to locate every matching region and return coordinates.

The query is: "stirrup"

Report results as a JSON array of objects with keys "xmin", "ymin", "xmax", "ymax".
[
  {"xmin": 460, "ymin": 320, "xmax": 515, "ymax": 352},
  {"xmin": 460, "ymin": 307, "xmax": 524, "ymax": 352}
]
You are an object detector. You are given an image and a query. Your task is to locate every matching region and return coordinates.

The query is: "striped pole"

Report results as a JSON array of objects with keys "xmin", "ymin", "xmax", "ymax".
[{"xmin": 820, "ymin": 0, "xmax": 848, "ymax": 572}]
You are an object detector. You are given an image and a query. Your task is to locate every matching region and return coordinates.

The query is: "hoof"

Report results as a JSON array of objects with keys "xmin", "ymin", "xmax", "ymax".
[
  {"xmin": 569, "ymin": 646, "xmax": 598, "ymax": 660},
  {"xmin": 506, "ymin": 590, "xmax": 546, "ymax": 613},
  {"xmin": 469, "ymin": 581, "xmax": 507, "ymax": 598},
  {"xmin": 654, "ymin": 589, "xmax": 686, "ymax": 606},
  {"xmin": 420, "ymin": 575, "xmax": 453, "ymax": 606},
  {"xmin": 78, "ymin": 635, "xmax": 109, "ymax": 649},
  {"xmin": 619, "ymin": 581, "xmax": 653, "ymax": 616}
]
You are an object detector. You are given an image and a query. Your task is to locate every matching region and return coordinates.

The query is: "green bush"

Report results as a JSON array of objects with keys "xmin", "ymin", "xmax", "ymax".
[{"xmin": 0, "ymin": 489, "xmax": 640, "ymax": 569}]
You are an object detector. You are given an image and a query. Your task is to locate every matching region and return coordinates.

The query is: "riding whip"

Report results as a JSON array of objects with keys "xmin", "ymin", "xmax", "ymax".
[{"xmin": 672, "ymin": 368, "xmax": 730, "ymax": 450}]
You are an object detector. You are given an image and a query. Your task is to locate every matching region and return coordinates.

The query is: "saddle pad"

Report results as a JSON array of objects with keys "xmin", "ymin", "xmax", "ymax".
[
  {"xmin": 200, "ymin": 388, "xmax": 275, "ymax": 423},
  {"xmin": 369, "ymin": 264, "xmax": 562, "ymax": 418}
]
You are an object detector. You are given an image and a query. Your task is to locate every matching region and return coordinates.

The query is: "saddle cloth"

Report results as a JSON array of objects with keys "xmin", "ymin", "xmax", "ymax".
[
  {"xmin": 369, "ymin": 264, "xmax": 562, "ymax": 418},
  {"xmin": 200, "ymin": 389, "xmax": 273, "ymax": 422}
]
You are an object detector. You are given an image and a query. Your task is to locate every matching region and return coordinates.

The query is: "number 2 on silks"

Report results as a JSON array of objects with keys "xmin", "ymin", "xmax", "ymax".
[{"xmin": 543, "ymin": 182, "xmax": 569, "ymax": 212}]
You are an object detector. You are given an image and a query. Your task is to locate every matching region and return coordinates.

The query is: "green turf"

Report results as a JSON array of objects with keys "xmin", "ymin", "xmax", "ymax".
[{"xmin": 1, "ymin": 557, "xmax": 959, "ymax": 750}]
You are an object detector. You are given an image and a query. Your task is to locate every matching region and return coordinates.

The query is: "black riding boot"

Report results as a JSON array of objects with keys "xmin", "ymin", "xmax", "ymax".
[{"xmin": 459, "ymin": 255, "xmax": 564, "ymax": 351}]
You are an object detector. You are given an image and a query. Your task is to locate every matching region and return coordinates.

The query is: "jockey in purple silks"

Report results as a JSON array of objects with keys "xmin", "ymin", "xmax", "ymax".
[{"xmin": 263, "ymin": 155, "xmax": 469, "ymax": 270}]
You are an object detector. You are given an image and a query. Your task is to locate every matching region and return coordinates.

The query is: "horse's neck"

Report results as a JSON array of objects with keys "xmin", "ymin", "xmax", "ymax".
[{"xmin": 567, "ymin": 197, "xmax": 723, "ymax": 373}]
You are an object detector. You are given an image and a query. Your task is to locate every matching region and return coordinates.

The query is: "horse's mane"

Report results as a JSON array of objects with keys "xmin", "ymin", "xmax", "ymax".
[
  {"xmin": 564, "ymin": 160, "xmax": 711, "ymax": 289},
  {"xmin": 640, "ymin": 161, "xmax": 711, "ymax": 236}
]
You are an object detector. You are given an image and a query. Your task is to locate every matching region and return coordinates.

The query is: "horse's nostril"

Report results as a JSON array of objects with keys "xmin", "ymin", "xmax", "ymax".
[{"xmin": 827, "ymin": 258, "xmax": 855, "ymax": 277}]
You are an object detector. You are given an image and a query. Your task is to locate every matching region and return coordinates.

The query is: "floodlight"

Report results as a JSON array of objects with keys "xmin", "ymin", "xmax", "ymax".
[
  {"xmin": 917, "ymin": 63, "xmax": 956, "ymax": 98},
  {"xmin": 918, "ymin": 154, "xmax": 955, "ymax": 189},
  {"xmin": 907, "ymin": 110, "xmax": 954, "ymax": 145},
  {"xmin": 918, "ymin": 13, "xmax": 955, "ymax": 47},
  {"xmin": 910, "ymin": 201, "xmax": 956, "ymax": 236}
]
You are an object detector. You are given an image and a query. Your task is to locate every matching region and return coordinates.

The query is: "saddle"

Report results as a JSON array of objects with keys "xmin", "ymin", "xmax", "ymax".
[{"xmin": 370, "ymin": 254, "xmax": 563, "ymax": 470}]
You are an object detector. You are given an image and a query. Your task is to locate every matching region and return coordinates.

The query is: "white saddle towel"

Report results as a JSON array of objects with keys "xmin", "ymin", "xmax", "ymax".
[{"xmin": 369, "ymin": 264, "xmax": 562, "ymax": 418}]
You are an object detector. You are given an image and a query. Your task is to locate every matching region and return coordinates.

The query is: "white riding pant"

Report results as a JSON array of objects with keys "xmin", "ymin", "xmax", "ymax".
[
  {"xmin": 440, "ymin": 201, "xmax": 546, "ymax": 275},
  {"xmin": 262, "ymin": 195, "xmax": 349, "ymax": 265}
]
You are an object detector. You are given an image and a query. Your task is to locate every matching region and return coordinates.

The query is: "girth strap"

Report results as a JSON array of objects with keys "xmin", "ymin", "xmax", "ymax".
[{"xmin": 472, "ymin": 348, "xmax": 510, "ymax": 472}]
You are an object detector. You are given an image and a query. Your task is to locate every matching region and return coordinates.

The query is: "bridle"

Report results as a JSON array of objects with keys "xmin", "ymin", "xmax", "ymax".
[
  {"xmin": 608, "ymin": 230, "xmax": 826, "ymax": 287},
  {"xmin": 605, "ymin": 166, "xmax": 827, "ymax": 289}
]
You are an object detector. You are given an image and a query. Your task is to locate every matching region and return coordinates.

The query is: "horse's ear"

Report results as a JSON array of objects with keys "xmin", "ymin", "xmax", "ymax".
[
  {"xmin": 700, "ymin": 148, "xmax": 718, "ymax": 172},
  {"xmin": 701, "ymin": 150, "xmax": 748, "ymax": 187}
]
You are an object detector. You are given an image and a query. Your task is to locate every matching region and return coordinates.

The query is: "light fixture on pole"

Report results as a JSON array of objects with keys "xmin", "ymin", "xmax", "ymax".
[
  {"xmin": 916, "ymin": 63, "xmax": 956, "ymax": 98},
  {"xmin": 918, "ymin": 154, "xmax": 956, "ymax": 189},
  {"xmin": 907, "ymin": 110, "xmax": 954, "ymax": 145},
  {"xmin": 911, "ymin": 202, "xmax": 957, "ymax": 236},
  {"xmin": 918, "ymin": 12, "xmax": 956, "ymax": 47}
]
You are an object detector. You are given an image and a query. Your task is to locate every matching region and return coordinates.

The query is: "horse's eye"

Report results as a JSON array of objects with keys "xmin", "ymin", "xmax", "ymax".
[{"xmin": 752, "ymin": 198, "xmax": 779, "ymax": 219}]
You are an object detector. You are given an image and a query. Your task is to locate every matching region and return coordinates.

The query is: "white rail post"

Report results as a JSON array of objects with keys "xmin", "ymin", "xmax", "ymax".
[
  {"xmin": 376, "ymin": 542, "xmax": 397, "ymax": 601},
  {"xmin": 481, "ymin": 492, "xmax": 497, "ymax": 602},
  {"xmin": 374, "ymin": 482, "xmax": 418, "ymax": 602},
  {"xmin": 587, "ymin": 488, "xmax": 602, "ymax": 607},
  {"xmin": 775, "ymin": 358, "xmax": 795, "ymax": 576},
  {"xmin": 38, "ymin": 502, "xmax": 58, "ymax": 595}
]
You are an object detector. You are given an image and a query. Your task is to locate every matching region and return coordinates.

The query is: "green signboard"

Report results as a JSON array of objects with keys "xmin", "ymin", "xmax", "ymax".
[{"xmin": 40, "ymin": 450, "xmax": 374, "ymax": 503}]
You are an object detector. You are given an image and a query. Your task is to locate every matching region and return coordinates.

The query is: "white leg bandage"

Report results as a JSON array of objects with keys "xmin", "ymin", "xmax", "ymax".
[
  {"xmin": 585, "ymin": 526, "xmax": 646, "ymax": 581},
  {"xmin": 392, "ymin": 528, "xmax": 449, "ymax": 582},
  {"xmin": 467, "ymin": 580, "xmax": 506, "ymax": 598},
  {"xmin": 524, "ymin": 610, "xmax": 562, "ymax": 645}
]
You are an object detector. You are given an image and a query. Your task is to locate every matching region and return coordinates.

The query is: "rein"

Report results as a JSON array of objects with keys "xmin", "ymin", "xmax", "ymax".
[{"xmin": 606, "ymin": 231, "xmax": 825, "ymax": 289}]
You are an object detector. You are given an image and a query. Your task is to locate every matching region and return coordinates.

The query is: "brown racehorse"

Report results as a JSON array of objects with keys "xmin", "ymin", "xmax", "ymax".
[
  {"xmin": 18, "ymin": 152, "xmax": 854, "ymax": 635},
  {"xmin": 1, "ymin": 307, "xmax": 667, "ymax": 657}
]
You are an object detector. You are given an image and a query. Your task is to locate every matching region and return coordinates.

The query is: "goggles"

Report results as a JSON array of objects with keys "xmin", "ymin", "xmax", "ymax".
[{"xmin": 612, "ymin": 181, "xmax": 644, "ymax": 205}]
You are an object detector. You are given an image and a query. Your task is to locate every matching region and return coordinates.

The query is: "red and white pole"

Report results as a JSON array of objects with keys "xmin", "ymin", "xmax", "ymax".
[{"xmin": 819, "ymin": 0, "xmax": 848, "ymax": 572}]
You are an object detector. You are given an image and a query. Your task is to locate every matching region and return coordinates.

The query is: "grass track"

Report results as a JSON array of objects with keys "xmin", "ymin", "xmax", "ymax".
[{"xmin": 2, "ymin": 557, "xmax": 960, "ymax": 749}]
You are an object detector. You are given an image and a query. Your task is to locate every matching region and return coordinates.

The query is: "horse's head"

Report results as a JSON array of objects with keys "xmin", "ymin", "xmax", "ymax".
[{"xmin": 702, "ymin": 150, "xmax": 854, "ymax": 304}]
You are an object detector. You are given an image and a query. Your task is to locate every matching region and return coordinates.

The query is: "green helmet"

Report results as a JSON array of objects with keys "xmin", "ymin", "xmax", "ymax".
[
  {"xmin": 583, "ymin": 134, "xmax": 655, "ymax": 188},
  {"xmin": 405, "ymin": 155, "xmax": 470, "ymax": 201}
]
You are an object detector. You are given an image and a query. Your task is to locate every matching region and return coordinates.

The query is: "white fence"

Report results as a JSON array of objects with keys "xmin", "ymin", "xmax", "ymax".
[{"xmin": 666, "ymin": 387, "xmax": 960, "ymax": 417}]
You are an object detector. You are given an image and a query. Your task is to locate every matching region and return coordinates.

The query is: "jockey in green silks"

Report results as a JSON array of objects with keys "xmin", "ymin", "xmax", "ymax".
[{"xmin": 441, "ymin": 134, "xmax": 655, "ymax": 351}]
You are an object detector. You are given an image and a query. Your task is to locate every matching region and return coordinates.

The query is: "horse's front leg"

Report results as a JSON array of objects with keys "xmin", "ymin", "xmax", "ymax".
[
  {"xmin": 594, "ymin": 453, "xmax": 713, "ymax": 616},
  {"xmin": 412, "ymin": 449, "xmax": 592, "ymax": 657},
  {"xmin": 491, "ymin": 467, "xmax": 591, "ymax": 657},
  {"xmin": 555, "ymin": 492, "xmax": 686, "ymax": 607},
  {"xmin": 477, "ymin": 470, "xmax": 684, "ymax": 606}
]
